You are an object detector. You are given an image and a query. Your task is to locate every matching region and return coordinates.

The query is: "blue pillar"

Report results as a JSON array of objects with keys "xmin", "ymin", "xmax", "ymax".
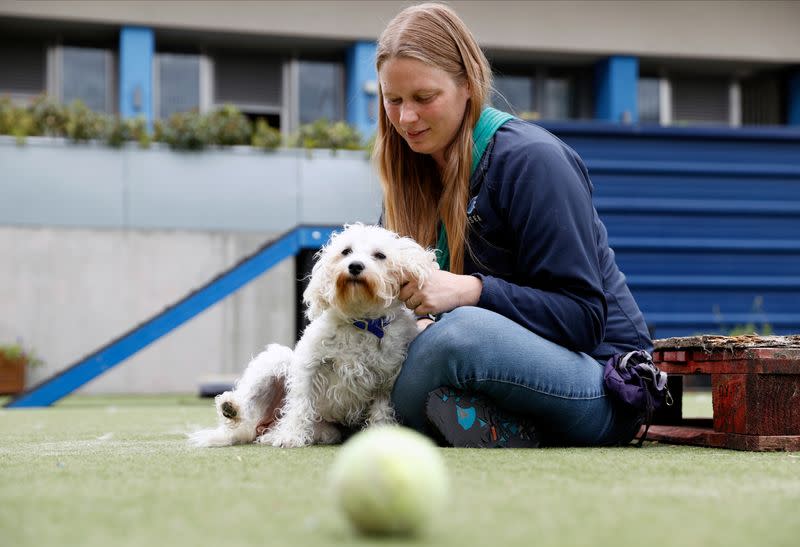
[
  {"xmin": 345, "ymin": 41, "xmax": 378, "ymax": 140},
  {"xmin": 595, "ymin": 56, "xmax": 638, "ymax": 124},
  {"xmin": 789, "ymin": 68, "xmax": 800, "ymax": 126},
  {"xmin": 119, "ymin": 27, "xmax": 154, "ymax": 127}
]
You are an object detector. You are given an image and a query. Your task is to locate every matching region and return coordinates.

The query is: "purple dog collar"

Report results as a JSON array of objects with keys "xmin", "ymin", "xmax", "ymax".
[{"xmin": 352, "ymin": 317, "xmax": 392, "ymax": 339}]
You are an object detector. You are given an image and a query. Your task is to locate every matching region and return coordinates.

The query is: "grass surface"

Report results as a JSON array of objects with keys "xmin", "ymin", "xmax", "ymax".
[{"xmin": 2, "ymin": 393, "xmax": 798, "ymax": 547}]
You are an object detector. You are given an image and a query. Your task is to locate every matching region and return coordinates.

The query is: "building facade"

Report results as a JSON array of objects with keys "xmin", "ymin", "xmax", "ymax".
[{"xmin": 2, "ymin": 0, "xmax": 800, "ymax": 138}]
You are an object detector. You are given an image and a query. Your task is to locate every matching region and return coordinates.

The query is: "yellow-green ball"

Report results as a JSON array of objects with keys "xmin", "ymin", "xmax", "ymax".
[{"xmin": 329, "ymin": 426, "xmax": 449, "ymax": 536}]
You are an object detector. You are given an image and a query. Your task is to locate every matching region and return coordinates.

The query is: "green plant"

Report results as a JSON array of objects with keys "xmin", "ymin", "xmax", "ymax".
[
  {"xmin": 290, "ymin": 119, "xmax": 363, "ymax": 151},
  {"xmin": 65, "ymin": 100, "xmax": 108, "ymax": 143},
  {"xmin": 711, "ymin": 297, "xmax": 774, "ymax": 336},
  {"xmin": 724, "ymin": 322, "xmax": 774, "ymax": 336},
  {"xmin": 207, "ymin": 104, "xmax": 252, "ymax": 146},
  {"xmin": 251, "ymin": 118, "xmax": 282, "ymax": 150},
  {"xmin": 160, "ymin": 109, "xmax": 212, "ymax": 151},
  {"xmin": 0, "ymin": 97, "xmax": 373, "ymax": 153},
  {"xmin": 0, "ymin": 96, "xmax": 35, "ymax": 144},
  {"xmin": 29, "ymin": 94, "xmax": 68, "ymax": 137},
  {"xmin": 105, "ymin": 116, "xmax": 151, "ymax": 148},
  {"xmin": 0, "ymin": 341, "xmax": 45, "ymax": 368}
]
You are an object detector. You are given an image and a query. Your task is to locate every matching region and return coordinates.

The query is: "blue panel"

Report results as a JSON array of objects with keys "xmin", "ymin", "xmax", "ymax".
[
  {"xmin": 345, "ymin": 41, "xmax": 378, "ymax": 140},
  {"xmin": 4, "ymin": 227, "xmax": 347, "ymax": 408},
  {"xmin": 119, "ymin": 27, "xmax": 154, "ymax": 128},
  {"xmin": 539, "ymin": 122, "xmax": 800, "ymax": 339},
  {"xmin": 540, "ymin": 122, "xmax": 800, "ymax": 164},
  {"xmin": 594, "ymin": 56, "xmax": 638, "ymax": 124},
  {"xmin": 789, "ymin": 69, "xmax": 800, "ymax": 126}
]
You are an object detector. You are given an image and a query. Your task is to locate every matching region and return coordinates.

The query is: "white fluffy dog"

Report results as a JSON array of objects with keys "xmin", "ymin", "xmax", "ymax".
[{"xmin": 190, "ymin": 224, "xmax": 436, "ymax": 448}]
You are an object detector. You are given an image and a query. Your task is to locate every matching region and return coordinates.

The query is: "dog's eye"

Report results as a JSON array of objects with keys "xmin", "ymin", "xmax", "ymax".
[
  {"xmin": 373, "ymin": 251, "xmax": 386, "ymax": 260},
  {"xmin": 341, "ymin": 247, "xmax": 352, "ymax": 256}
]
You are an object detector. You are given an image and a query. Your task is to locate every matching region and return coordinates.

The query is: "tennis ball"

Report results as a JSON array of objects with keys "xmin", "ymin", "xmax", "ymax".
[{"xmin": 329, "ymin": 425, "xmax": 449, "ymax": 536}]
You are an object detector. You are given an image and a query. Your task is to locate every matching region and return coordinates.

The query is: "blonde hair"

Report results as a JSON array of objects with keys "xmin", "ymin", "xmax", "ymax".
[{"xmin": 374, "ymin": 2, "xmax": 492, "ymax": 274}]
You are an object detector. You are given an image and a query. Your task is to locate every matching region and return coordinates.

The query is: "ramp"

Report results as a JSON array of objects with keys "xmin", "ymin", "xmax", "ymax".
[{"xmin": 5, "ymin": 225, "xmax": 337, "ymax": 408}]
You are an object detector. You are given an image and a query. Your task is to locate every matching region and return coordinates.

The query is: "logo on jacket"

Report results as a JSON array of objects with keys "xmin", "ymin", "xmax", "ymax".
[{"xmin": 466, "ymin": 196, "xmax": 482, "ymax": 226}]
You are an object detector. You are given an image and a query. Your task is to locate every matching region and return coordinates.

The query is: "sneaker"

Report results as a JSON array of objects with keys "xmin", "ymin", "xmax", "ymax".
[{"xmin": 425, "ymin": 387, "xmax": 540, "ymax": 448}]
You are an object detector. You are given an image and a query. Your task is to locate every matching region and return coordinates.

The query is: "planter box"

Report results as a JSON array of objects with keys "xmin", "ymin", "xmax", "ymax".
[
  {"xmin": 0, "ymin": 136, "xmax": 383, "ymax": 232},
  {"xmin": 0, "ymin": 355, "xmax": 25, "ymax": 395}
]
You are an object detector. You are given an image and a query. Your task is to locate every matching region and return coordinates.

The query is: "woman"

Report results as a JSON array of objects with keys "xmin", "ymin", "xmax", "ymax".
[{"xmin": 375, "ymin": 3, "xmax": 653, "ymax": 448}]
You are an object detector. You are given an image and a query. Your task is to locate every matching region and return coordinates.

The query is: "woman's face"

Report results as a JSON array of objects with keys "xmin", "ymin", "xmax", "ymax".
[{"xmin": 379, "ymin": 56, "xmax": 470, "ymax": 168}]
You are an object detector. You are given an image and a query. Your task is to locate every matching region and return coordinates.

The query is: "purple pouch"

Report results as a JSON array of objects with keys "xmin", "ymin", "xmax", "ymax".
[{"xmin": 603, "ymin": 350, "xmax": 673, "ymax": 445}]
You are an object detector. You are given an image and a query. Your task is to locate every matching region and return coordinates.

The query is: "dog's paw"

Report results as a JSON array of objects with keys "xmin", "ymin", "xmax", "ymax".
[
  {"xmin": 215, "ymin": 392, "xmax": 241, "ymax": 423},
  {"xmin": 220, "ymin": 400, "xmax": 238, "ymax": 420},
  {"xmin": 313, "ymin": 421, "xmax": 342, "ymax": 445},
  {"xmin": 257, "ymin": 428, "xmax": 309, "ymax": 448}
]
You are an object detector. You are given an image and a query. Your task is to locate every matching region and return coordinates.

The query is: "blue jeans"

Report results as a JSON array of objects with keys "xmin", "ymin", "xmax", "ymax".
[{"xmin": 391, "ymin": 307, "xmax": 642, "ymax": 446}]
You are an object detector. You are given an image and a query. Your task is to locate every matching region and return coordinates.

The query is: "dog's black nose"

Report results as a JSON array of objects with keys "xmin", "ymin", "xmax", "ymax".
[{"xmin": 348, "ymin": 261, "xmax": 365, "ymax": 276}]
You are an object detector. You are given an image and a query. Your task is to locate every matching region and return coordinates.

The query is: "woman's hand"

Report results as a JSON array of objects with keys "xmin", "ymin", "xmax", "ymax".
[{"xmin": 400, "ymin": 269, "xmax": 482, "ymax": 316}]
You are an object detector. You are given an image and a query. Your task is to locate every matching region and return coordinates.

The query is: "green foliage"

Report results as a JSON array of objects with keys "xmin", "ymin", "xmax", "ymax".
[
  {"xmin": 251, "ymin": 118, "xmax": 282, "ymax": 150},
  {"xmin": 29, "ymin": 95, "xmax": 68, "ymax": 137},
  {"xmin": 206, "ymin": 104, "xmax": 252, "ymax": 146},
  {"xmin": 105, "ymin": 116, "xmax": 151, "ymax": 149},
  {"xmin": 0, "ymin": 96, "xmax": 35, "ymax": 144},
  {"xmin": 65, "ymin": 100, "xmax": 108, "ymax": 143},
  {"xmin": 0, "ymin": 96, "xmax": 367, "ymax": 152},
  {"xmin": 723, "ymin": 322, "xmax": 774, "ymax": 336},
  {"xmin": 0, "ymin": 341, "xmax": 44, "ymax": 368},
  {"xmin": 711, "ymin": 297, "xmax": 774, "ymax": 336},
  {"xmin": 159, "ymin": 110, "xmax": 212, "ymax": 150},
  {"xmin": 290, "ymin": 118, "xmax": 363, "ymax": 151}
]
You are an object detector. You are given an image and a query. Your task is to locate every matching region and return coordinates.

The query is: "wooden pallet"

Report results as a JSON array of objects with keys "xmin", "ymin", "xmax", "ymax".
[{"xmin": 647, "ymin": 335, "xmax": 800, "ymax": 451}]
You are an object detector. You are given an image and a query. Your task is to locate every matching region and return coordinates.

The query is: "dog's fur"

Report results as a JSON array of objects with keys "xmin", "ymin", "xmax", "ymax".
[{"xmin": 189, "ymin": 224, "xmax": 436, "ymax": 448}]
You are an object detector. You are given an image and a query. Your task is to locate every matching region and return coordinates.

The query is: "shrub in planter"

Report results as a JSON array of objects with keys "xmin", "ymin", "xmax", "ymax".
[
  {"xmin": 0, "ymin": 341, "xmax": 44, "ymax": 395},
  {"xmin": 0, "ymin": 97, "xmax": 35, "ymax": 144},
  {"xmin": 29, "ymin": 94, "xmax": 69, "ymax": 137},
  {"xmin": 290, "ymin": 119, "xmax": 363, "ymax": 151},
  {"xmin": 105, "ymin": 116, "xmax": 151, "ymax": 149},
  {"xmin": 160, "ymin": 110, "xmax": 212, "ymax": 151},
  {"xmin": 251, "ymin": 118, "xmax": 282, "ymax": 150},
  {"xmin": 65, "ymin": 100, "xmax": 108, "ymax": 143},
  {"xmin": 207, "ymin": 104, "xmax": 252, "ymax": 146}
]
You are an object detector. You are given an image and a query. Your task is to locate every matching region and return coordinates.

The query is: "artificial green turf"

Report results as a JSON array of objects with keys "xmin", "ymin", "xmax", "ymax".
[{"xmin": 2, "ymin": 394, "xmax": 798, "ymax": 547}]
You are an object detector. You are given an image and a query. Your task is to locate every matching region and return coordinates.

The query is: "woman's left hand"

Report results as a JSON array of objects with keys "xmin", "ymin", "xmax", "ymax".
[{"xmin": 399, "ymin": 269, "xmax": 482, "ymax": 316}]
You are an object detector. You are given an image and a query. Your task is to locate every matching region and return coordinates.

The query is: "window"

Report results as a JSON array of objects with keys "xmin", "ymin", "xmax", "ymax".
[
  {"xmin": 638, "ymin": 77, "xmax": 661, "ymax": 124},
  {"xmin": 59, "ymin": 46, "xmax": 114, "ymax": 113},
  {"xmin": 543, "ymin": 76, "xmax": 573, "ymax": 120},
  {"xmin": 0, "ymin": 39, "xmax": 46, "ymax": 103},
  {"xmin": 741, "ymin": 74, "xmax": 784, "ymax": 126},
  {"xmin": 213, "ymin": 51, "xmax": 282, "ymax": 127},
  {"xmin": 492, "ymin": 75, "xmax": 536, "ymax": 119},
  {"xmin": 671, "ymin": 76, "xmax": 730, "ymax": 126},
  {"xmin": 491, "ymin": 64, "xmax": 591, "ymax": 121},
  {"xmin": 297, "ymin": 60, "xmax": 344, "ymax": 125},
  {"xmin": 155, "ymin": 53, "xmax": 202, "ymax": 119}
]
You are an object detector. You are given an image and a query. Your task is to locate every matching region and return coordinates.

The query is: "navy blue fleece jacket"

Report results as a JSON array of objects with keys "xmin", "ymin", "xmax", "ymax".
[{"xmin": 464, "ymin": 119, "xmax": 652, "ymax": 360}]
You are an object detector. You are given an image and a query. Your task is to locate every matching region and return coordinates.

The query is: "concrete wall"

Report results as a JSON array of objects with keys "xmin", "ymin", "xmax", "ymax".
[
  {"xmin": 1, "ymin": 0, "xmax": 799, "ymax": 63},
  {"xmin": 0, "ymin": 227, "xmax": 295, "ymax": 394},
  {"xmin": 0, "ymin": 138, "xmax": 382, "ymax": 394}
]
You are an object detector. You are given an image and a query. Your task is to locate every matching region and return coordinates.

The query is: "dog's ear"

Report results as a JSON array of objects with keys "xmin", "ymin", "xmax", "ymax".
[
  {"xmin": 395, "ymin": 236, "xmax": 438, "ymax": 288},
  {"xmin": 302, "ymin": 251, "xmax": 330, "ymax": 321}
]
